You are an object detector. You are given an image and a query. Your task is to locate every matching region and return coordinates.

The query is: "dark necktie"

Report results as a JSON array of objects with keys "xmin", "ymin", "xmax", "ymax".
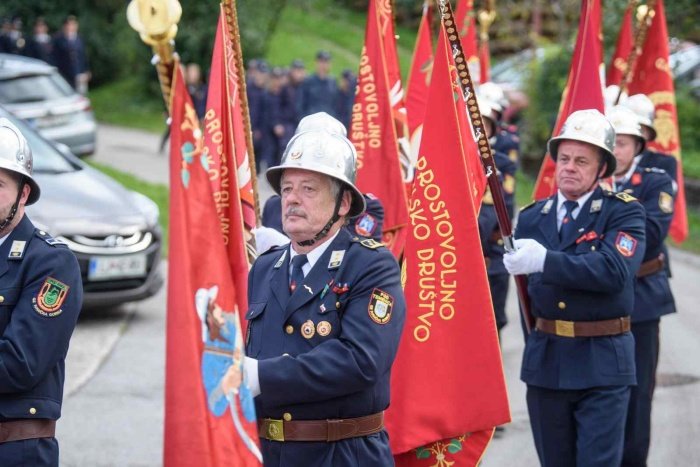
[
  {"xmin": 559, "ymin": 200, "xmax": 578, "ymax": 241},
  {"xmin": 289, "ymin": 254, "xmax": 308, "ymax": 294}
]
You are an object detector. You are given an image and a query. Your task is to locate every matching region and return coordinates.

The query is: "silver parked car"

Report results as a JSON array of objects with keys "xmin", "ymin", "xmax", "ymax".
[
  {"xmin": 1, "ymin": 105, "xmax": 163, "ymax": 308},
  {"xmin": 0, "ymin": 53, "xmax": 97, "ymax": 156}
]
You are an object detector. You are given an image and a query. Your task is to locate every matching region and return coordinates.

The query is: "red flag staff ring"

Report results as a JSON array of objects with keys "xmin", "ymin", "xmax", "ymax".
[{"xmin": 436, "ymin": 0, "xmax": 534, "ymax": 332}]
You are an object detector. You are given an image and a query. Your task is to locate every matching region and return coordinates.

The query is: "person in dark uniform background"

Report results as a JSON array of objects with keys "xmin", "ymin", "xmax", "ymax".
[
  {"xmin": 479, "ymin": 82, "xmax": 520, "ymax": 166},
  {"xmin": 243, "ymin": 113, "xmax": 405, "ymax": 466},
  {"xmin": 246, "ymin": 59, "xmax": 270, "ymax": 173},
  {"xmin": 52, "ymin": 15, "xmax": 90, "ymax": 94},
  {"xmin": 296, "ymin": 50, "xmax": 338, "ymax": 119},
  {"xmin": 0, "ymin": 118, "xmax": 82, "ymax": 466},
  {"xmin": 606, "ymin": 105, "xmax": 677, "ymax": 467},
  {"xmin": 23, "ymin": 18, "xmax": 53, "ymax": 64},
  {"xmin": 476, "ymin": 95, "xmax": 517, "ymax": 339},
  {"xmin": 504, "ymin": 109, "xmax": 646, "ymax": 467},
  {"xmin": 335, "ymin": 69, "xmax": 356, "ymax": 130}
]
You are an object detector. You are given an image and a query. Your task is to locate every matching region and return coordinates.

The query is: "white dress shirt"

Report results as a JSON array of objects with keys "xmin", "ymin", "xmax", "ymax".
[{"xmin": 556, "ymin": 189, "xmax": 594, "ymax": 231}]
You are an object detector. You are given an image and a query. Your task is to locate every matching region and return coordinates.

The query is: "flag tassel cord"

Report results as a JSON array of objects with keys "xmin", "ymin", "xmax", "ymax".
[{"xmin": 437, "ymin": 0, "xmax": 534, "ymax": 332}]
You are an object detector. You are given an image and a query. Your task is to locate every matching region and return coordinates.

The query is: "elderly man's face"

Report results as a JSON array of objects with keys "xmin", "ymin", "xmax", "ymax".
[
  {"xmin": 555, "ymin": 140, "xmax": 604, "ymax": 200},
  {"xmin": 280, "ymin": 169, "xmax": 350, "ymax": 246}
]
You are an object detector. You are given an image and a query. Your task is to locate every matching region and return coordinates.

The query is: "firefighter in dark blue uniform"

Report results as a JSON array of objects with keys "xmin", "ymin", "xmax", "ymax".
[
  {"xmin": 478, "ymin": 82, "xmax": 520, "ymax": 166},
  {"xmin": 477, "ymin": 95, "xmax": 517, "ymax": 336},
  {"xmin": 0, "ymin": 119, "xmax": 82, "ymax": 466},
  {"xmin": 243, "ymin": 114, "xmax": 405, "ymax": 466},
  {"xmin": 607, "ymin": 106, "xmax": 677, "ymax": 466},
  {"xmin": 261, "ymin": 113, "xmax": 385, "ymax": 243},
  {"xmin": 504, "ymin": 110, "xmax": 646, "ymax": 467}
]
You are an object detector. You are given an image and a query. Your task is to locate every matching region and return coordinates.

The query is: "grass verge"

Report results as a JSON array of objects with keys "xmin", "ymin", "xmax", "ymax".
[
  {"xmin": 89, "ymin": 77, "xmax": 167, "ymax": 133},
  {"xmin": 86, "ymin": 160, "xmax": 169, "ymax": 255}
]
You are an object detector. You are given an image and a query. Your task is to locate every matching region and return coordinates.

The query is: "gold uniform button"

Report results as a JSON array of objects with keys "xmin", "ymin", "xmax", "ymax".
[
  {"xmin": 558, "ymin": 301, "xmax": 566, "ymax": 310},
  {"xmin": 29, "ymin": 407, "xmax": 37, "ymax": 415},
  {"xmin": 0, "ymin": 296, "xmax": 4, "ymax": 303},
  {"xmin": 285, "ymin": 325, "xmax": 294, "ymax": 334},
  {"xmin": 591, "ymin": 246, "xmax": 596, "ymax": 251},
  {"xmin": 336, "ymin": 301, "xmax": 341, "ymax": 309},
  {"xmin": 497, "ymin": 239, "xmax": 504, "ymax": 246},
  {"xmin": 283, "ymin": 412, "xmax": 292, "ymax": 422}
]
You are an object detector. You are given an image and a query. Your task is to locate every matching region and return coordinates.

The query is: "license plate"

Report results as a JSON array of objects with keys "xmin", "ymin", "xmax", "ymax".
[
  {"xmin": 88, "ymin": 254, "xmax": 147, "ymax": 281},
  {"xmin": 37, "ymin": 113, "xmax": 71, "ymax": 128}
]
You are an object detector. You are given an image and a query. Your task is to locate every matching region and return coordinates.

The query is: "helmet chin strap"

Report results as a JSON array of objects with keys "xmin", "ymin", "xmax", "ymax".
[
  {"xmin": 0, "ymin": 177, "xmax": 25, "ymax": 233},
  {"xmin": 296, "ymin": 187, "xmax": 346, "ymax": 247}
]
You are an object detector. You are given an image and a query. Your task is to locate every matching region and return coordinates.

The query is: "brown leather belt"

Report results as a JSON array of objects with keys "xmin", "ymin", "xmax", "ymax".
[
  {"xmin": 259, "ymin": 412, "xmax": 384, "ymax": 442},
  {"xmin": 637, "ymin": 253, "xmax": 665, "ymax": 277},
  {"xmin": 0, "ymin": 419, "xmax": 56, "ymax": 443},
  {"xmin": 535, "ymin": 316, "xmax": 631, "ymax": 338}
]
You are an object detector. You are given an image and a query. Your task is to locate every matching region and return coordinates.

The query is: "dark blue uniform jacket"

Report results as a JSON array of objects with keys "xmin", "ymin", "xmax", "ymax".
[
  {"xmin": 246, "ymin": 228, "xmax": 405, "ymax": 466},
  {"xmin": 515, "ymin": 187, "xmax": 646, "ymax": 389},
  {"xmin": 0, "ymin": 215, "xmax": 82, "ymax": 421},
  {"xmin": 618, "ymin": 167, "xmax": 676, "ymax": 322}
]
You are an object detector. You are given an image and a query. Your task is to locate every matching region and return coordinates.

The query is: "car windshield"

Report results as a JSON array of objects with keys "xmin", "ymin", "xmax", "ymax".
[
  {"xmin": 0, "ymin": 72, "xmax": 75, "ymax": 105},
  {"xmin": 1, "ymin": 109, "xmax": 78, "ymax": 173}
]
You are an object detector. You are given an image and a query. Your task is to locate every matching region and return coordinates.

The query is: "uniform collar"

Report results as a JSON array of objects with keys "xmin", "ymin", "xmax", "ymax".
[
  {"xmin": 556, "ymin": 189, "xmax": 594, "ymax": 214},
  {"xmin": 614, "ymin": 155, "xmax": 642, "ymax": 189},
  {"xmin": 289, "ymin": 228, "xmax": 341, "ymax": 271}
]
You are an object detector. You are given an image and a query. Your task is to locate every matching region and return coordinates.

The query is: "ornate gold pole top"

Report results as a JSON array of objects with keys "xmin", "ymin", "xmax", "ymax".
[
  {"xmin": 127, "ymin": 0, "xmax": 182, "ymax": 64},
  {"xmin": 477, "ymin": 8, "xmax": 496, "ymax": 42}
]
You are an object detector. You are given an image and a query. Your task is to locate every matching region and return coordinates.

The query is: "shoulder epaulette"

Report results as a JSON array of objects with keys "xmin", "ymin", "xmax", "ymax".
[
  {"xmin": 613, "ymin": 192, "xmax": 637, "ymax": 203},
  {"xmin": 355, "ymin": 238, "xmax": 384, "ymax": 250},
  {"xmin": 644, "ymin": 167, "xmax": 667, "ymax": 174},
  {"xmin": 34, "ymin": 229, "xmax": 67, "ymax": 247}
]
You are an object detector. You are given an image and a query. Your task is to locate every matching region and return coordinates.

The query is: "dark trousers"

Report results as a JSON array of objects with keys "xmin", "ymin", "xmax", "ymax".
[
  {"xmin": 0, "ymin": 437, "xmax": 58, "ymax": 466},
  {"xmin": 488, "ymin": 273, "xmax": 509, "ymax": 331},
  {"xmin": 527, "ymin": 385, "xmax": 630, "ymax": 467},
  {"xmin": 622, "ymin": 319, "xmax": 660, "ymax": 467}
]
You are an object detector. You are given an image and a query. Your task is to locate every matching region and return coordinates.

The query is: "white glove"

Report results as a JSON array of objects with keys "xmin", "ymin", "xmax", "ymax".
[
  {"xmin": 252, "ymin": 226, "xmax": 289, "ymax": 255},
  {"xmin": 503, "ymin": 238, "xmax": 547, "ymax": 275},
  {"xmin": 243, "ymin": 356, "xmax": 261, "ymax": 397}
]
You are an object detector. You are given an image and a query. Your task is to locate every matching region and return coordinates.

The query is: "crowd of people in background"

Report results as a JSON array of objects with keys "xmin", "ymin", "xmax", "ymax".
[
  {"xmin": 245, "ymin": 50, "xmax": 356, "ymax": 173},
  {"xmin": 0, "ymin": 15, "xmax": 90, "ymax": 94}
]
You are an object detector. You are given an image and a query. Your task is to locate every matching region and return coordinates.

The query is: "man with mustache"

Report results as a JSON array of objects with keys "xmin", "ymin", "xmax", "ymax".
[
  {"xmin": 243, "ymin": 113, "xmax": 406, "ymax": 466},
  {"xmin": 504, "ymin": 110, "xmax": 646, "ymax": 467},
  {"xmin": 0, "ymin": 118, "xmax": 82, "ymax": 466}
]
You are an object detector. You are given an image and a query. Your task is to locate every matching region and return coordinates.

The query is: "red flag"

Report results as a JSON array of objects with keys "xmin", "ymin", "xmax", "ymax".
[
  {"xmin": 455, "ymin": 0, "xmax": 480, "ymax": 82},
  {"xmin": 628, "ymin": 0, "xmax": 688, "ymax": 242},
  {"xmin": 387, "ymin": 24, "xmax": 510, "ymax": 466},
  {"xmin": 406, "ymin": 1, "xmax": 434, "ymax": 169},
  {"xmin": 164, "ymin": 63, "xmax": 261, "ymax": 466},
  {"xmin": 352, "ymin": 0, "xmax": 409, "ymax": 256},
  {"xmin": 606, "ymin": 2, "xmax": 634, "ymax": 86},
  {"xmin": 202, "ymin": 8, "xmax": 256, "ymax": 307},
  {"xmin": 532, "ymin": 0, "xmax": 604, "ymax": 200}
]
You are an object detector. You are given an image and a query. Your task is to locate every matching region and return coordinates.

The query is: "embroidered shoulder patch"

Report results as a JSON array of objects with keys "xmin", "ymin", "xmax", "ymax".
[
  {"xmin": 32, "ymin": 277, "xmax": 70, "ymax": 317},
  {"xmin": 615, "ymin": 232, "xmax": 638, "ymax": 257},
  {"xmin": 615, "ymin": 192, "xmax": 637, "ymax": 203},
  {"xmin": 368, "ymin": 288, "xmax": 394, "ymax": 325},
  {"xmin": 355, "ymin": 213, "xmax": 377, "ymax": 237},
  {"xmin": 359, "ymin": 238, "xmax": 384, "ymax": 249},
  {"xmin": 659, "ymin": 192, "xmax": 673, "ymax": 214}
]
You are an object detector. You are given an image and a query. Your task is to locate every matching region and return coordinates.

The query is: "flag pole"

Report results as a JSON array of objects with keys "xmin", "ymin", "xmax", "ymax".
[
  {"xmin": 221, "ymin": 0, "xmax": 262, "ymax": 225},
  {"xmin": 477, "ymin": 0, "xmax": 495, "ymax": 82},
  {"xmin": 615, "ymin": 0, "xmax": 656, "ymax": 104},
  {"xmin": 437, "ymin": 0, "xmax": 534, "ymax": 332},
  {"xmin": 126, "ymin": 0, "xmax": 183, "ymax": 115}
]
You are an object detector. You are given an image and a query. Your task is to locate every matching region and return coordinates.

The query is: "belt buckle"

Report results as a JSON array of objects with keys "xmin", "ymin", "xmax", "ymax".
[
  {"xmin": 555, "ymin": 320, "xmax": 575, "ymax": 338},
  {"xmin": 266, "ymin": 419, "xmax": 285, "ymax": 442}
]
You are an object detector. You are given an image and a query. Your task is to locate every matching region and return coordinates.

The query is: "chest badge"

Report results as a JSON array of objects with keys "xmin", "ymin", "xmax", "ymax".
[
  {"xmin": 8, "ymin": 240, "xmax": 26, "ymax": 260},
  {"xmin": 316, "ymin": 321, "xmax": 332, "ymax": 336},
  {"xmin": 301, "ymin": 320, "xmax": 316, "ymax": 339}
]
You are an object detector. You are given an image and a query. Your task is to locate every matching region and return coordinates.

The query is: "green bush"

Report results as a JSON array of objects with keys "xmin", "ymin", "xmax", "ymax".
[
  {"xmin": 676, "ymin": 84, "xmax": 700, "ymax": 179},
  {"xmin": 520, "ymin": 43, "xmax": 570, "ymax": 174}
]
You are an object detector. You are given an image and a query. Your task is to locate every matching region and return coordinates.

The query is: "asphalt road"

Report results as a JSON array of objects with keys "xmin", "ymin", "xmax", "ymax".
[{"xmin": 57, "ymin": 125, "xmax": 700, "ymax": 465}]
